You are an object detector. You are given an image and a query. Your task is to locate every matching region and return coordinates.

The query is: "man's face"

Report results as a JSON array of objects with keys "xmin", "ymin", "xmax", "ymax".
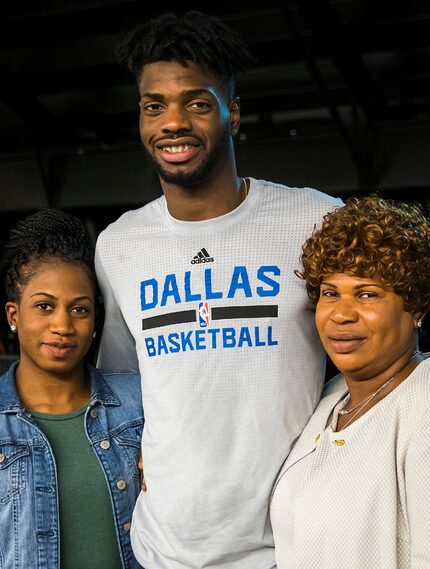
[{"xmin": 138, "ymin": 60, "xmax": 240, "ymax": 186}]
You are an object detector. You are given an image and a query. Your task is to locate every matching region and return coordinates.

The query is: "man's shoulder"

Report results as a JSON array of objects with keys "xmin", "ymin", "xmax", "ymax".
[
  {"xmin": 252, "ymin": 179, "xmax": 343, "ymax": 227},
  {"xmin": 98, "ymin": 196, "xmax": 164, "ymax": 239},
  {"xmin": 256, "ymin": 178, "xmax": 343, "ymax": 207}
]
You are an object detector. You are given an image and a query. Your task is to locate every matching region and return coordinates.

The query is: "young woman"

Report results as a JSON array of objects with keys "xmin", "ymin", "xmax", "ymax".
[{"xmin": 0, "ymin": 208, "xmax": 144, "ymax": 569}]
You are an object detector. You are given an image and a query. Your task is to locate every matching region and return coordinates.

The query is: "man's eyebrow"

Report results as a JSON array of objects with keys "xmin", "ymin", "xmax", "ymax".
[{"xmin": 140, "ymin": 88, "xmax": 214, "ymax": 100}]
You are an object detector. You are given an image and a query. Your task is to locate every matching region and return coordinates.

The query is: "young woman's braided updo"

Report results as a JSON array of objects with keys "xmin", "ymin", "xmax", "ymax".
[{"xmin": 4, "ymin": 208, "xmax": 94, "ymax": 302}]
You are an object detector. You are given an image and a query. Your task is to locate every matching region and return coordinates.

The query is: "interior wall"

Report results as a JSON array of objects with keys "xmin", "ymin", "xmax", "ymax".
[{"xmin": 2, "ymin": 122, "xmax": 430, "ymax": 213}]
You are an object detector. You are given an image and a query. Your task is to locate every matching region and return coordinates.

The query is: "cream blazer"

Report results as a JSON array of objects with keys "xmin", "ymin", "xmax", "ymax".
[{"xmin": 270, "ymin": 358, "xmax": 430, "ymax": 569}]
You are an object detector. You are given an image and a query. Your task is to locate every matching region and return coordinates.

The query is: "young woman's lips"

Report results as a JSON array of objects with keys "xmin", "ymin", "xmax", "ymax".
[
  {"xmin": 327, "ymin": 335, "xmax": 365, "ymax": 353},
  {"xmin": 42, "ymin": 342, "xmax": 74, "ymax": 358}
]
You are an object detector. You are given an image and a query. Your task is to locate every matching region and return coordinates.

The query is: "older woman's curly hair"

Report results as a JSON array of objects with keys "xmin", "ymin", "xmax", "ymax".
[{"xmin": 298, "ymin": 194, "xmax": 430, "ymax": 313}]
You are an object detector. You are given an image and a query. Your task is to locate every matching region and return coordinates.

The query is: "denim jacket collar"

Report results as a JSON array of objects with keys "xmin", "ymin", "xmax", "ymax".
[{"xmin": 0, "ymin": 360, "xmax": 120, "ymax": 414}]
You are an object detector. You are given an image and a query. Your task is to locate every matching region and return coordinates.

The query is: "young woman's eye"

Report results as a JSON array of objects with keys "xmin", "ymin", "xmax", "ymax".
[
  {"xmin": 72, "ymin": 306, "xmax": 89, "ymax": 315},
  {"xmin": 36, "ymin": 303, "xmax": 53, "ymax": 311}
]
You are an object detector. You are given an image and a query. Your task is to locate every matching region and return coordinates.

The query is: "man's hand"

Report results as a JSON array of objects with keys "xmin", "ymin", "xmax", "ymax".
[{"xmin": 138, "ymin": 450, "xmax": 147, "ymax": 492}]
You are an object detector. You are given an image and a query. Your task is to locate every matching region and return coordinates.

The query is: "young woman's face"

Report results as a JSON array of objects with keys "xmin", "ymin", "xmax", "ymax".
[{"xmin": 6, "ymin": 260, "xmax": 95, "ymax": 378}]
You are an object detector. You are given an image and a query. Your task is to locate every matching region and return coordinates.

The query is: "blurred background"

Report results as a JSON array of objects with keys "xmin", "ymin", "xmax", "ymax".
[{"xmin": 1, "ymin": 0, "xmax": 430, "ymax": 370}]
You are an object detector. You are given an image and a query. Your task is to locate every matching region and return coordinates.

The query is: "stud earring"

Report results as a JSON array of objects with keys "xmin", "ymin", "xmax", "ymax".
[
  {"xmin": 92, "ymin": 331, "xmax": 97, "ymax": 338},
  {"xmin": 10, "ymin": 324, "xmax": 17, "ymax": 333},
  {"xmin": 416, "ymin": 319, "xmax": 423, "ymax": 329},
  {"xmin": 231, "ymin": 123, "xmax": 240, "ymax": 136}
]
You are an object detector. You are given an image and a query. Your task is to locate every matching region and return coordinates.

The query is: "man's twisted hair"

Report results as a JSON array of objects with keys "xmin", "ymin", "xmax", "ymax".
[{"xmin": 117, "ymin": 11, "xmax": 255, "ymax": 87}]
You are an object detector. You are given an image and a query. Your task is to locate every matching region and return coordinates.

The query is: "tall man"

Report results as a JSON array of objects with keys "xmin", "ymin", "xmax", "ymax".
[{"xmin": 95, "ymin": 11, "xmax": 342, "ymax": 569}]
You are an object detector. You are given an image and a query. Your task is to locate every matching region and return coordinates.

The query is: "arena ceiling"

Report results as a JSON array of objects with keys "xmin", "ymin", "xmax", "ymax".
[{"xmin": 1, "ymin": 0, "xmax": 430, "ymax": 209}]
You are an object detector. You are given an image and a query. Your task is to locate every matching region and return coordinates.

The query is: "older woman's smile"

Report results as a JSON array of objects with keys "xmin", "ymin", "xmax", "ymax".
[
  {"xmin": 316, "ymin": 273, "xmax": 417, "ymax": 382},
  {"xmin": 326, "ymin": 333, "xmax": 366, "ymax": 353}
]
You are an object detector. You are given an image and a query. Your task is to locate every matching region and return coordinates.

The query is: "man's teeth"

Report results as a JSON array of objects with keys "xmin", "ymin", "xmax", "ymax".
[{"xmin": 163, "ymin": 145, "xmax": 191, "ymax": 153}]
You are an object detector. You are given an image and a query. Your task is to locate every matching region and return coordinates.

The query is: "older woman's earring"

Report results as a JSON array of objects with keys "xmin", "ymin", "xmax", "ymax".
[
  {"xmin": 92, "ymin": 331, "xmax": 97, "ymax": 338},
  {"xmin": 10, "ymin": 324, "xmax": 17, "ymax": 333},
  {"xmin": 415, "ymin": 319, "xmax": 423, "ymax": 329}
]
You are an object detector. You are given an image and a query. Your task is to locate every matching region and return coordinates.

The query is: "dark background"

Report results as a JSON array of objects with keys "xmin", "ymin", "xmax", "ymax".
[{"xmin": 1, "ymin": 0, "xmax": 430, "ymax": 372}]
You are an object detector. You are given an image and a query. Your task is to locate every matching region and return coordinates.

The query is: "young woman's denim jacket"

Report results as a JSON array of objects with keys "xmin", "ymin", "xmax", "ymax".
[{"xmin": 0, "ymin": 361, "xmax": 144, "ymax": 569}]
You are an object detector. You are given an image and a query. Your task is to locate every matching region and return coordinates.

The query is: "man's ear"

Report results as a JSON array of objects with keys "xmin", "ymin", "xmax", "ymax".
[{"xmin": 229, "ymin": 96, "xmax": 241, "ymax": 136}]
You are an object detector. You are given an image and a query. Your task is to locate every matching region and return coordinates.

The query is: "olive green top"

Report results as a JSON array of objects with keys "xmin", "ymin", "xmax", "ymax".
[{"xmin": 31, "ymin": 405, "xmax": 121, "ymax": 569}]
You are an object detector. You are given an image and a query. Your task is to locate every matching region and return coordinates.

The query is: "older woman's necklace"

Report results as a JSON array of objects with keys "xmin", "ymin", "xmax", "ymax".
[{"xmin": 338, "ymin": 350, "xmax": 421, "ymax": 430}]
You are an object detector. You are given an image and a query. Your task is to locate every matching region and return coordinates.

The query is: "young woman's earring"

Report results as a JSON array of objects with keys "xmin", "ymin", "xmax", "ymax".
[
  {"xmin": 10, "ymin": 324, "xmax": 17, "ymax": 333},
  {"xmin": 415, "ymin": 318, "xmax": 423, "ymax": 329},
  {"xmin": 92, "ymin": 331, "xmax": 97, "ymax": 338}
]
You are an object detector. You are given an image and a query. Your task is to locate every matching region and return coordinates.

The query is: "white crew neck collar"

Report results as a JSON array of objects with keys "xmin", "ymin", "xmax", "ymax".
[{"xmin": 161, "ymin": 178, "xmax": 259, "ymax": 235}]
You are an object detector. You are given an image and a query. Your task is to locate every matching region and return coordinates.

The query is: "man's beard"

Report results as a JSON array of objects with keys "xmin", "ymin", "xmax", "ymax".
[{"xmin": 146, "ymin": 127, "xmax": 232, "ymax": 187}]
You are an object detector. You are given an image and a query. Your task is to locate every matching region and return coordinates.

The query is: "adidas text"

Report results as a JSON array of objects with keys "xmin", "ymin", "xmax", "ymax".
[
  {"xmin": 191, "ymin": 257, "xmax": 214, "ymax": 264},
  {"xmin": 191, "ymin": 248, "xmax": 214, "ymax": 264}
]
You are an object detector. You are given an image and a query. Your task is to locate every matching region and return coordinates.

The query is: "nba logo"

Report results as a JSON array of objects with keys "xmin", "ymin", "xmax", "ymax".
[{"xmin": 198, "ymin": 302, "xmax": 210, "ymax": 327}]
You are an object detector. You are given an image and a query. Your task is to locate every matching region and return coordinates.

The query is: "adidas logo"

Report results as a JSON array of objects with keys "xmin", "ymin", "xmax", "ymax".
[{"xmin": 191, "ymin": 248, "xmax": 214, "ymax": 264}]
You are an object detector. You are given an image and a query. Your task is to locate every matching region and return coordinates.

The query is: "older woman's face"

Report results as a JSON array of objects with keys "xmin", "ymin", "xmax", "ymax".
[{"xmin": 316, "ymin": 273, "xmax": 417, "ymax": 381}]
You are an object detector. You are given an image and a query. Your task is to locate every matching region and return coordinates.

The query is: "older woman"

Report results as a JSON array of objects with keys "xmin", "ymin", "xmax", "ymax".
[{"xmin": 270, "ymin": 195, "xmax": 430, "ymax": 568}]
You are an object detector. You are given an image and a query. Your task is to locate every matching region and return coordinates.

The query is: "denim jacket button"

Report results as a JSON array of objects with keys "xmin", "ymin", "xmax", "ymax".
[
  {"xmin": 90, "ymin": 409, "xmax": 98, "ymax": 418},
  {"xmin": 100, "ymin": 440, "xmax": 111, "ymax": 450},
  {"xmin": 0, "ymin": 454, "xmax": 5, "ymax": 463},
  {"xmin": 117, "ymin": 479, "xmax": 127, "ymax": 490},
  {"xmin": 123, "ymin": 522, "xmax": 131, "ymax": 532}
]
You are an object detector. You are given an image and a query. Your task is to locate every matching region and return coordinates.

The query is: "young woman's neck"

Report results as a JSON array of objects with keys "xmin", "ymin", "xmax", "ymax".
[{"xmin": 15, "ymin": 361, "xmax": 90, "ymax": 414}]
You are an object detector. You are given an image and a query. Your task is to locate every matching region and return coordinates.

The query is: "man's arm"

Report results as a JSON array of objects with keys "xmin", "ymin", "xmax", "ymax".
[{"xmin": 95, "ymin": 241, "xmax": 139, "ymax": 372}]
